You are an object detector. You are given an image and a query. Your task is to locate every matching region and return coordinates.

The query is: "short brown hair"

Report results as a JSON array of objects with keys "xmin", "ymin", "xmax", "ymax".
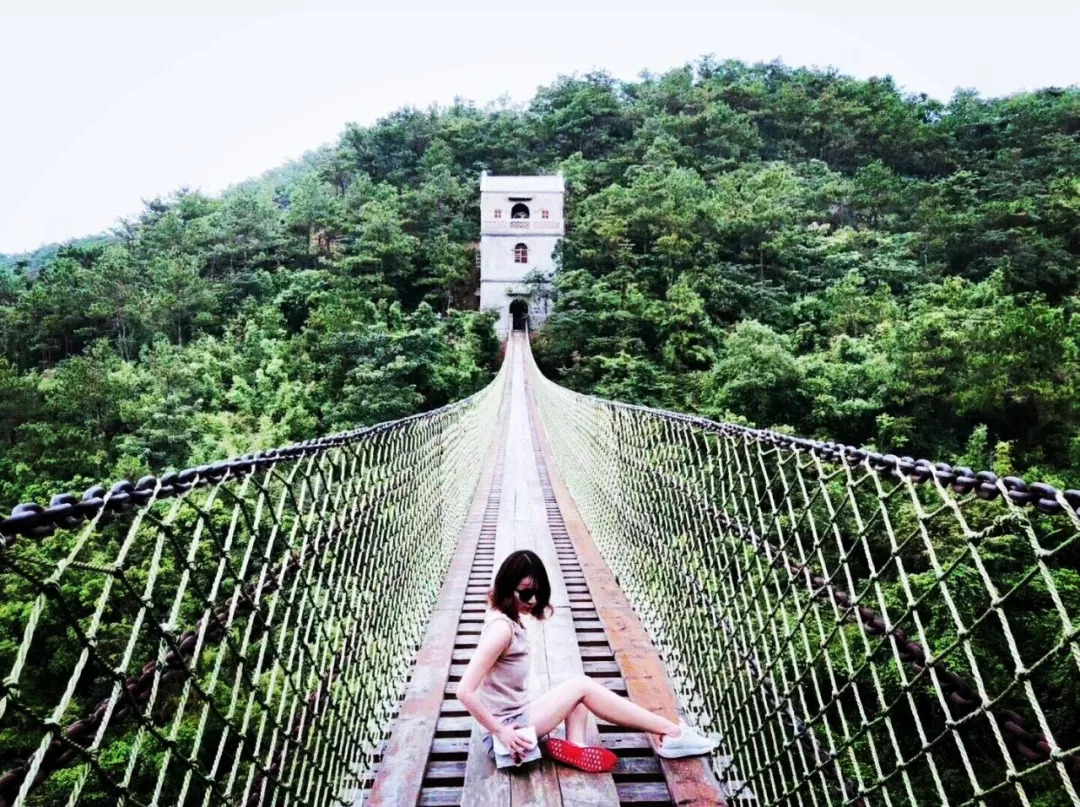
[{"xmin": 488, "ymin": 550, "xmax": 552, "ymax": 622}]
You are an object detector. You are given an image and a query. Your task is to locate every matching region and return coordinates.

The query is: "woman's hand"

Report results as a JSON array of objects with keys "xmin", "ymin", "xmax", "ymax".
[{"xmin": 496, "ymin": 725, "xmax": 535, "ymax": 756}]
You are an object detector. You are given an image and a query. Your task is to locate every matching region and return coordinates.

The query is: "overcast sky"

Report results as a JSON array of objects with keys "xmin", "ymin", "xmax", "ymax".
[{"xmin": 1, "ymin": 0, "xmax": 1077, "ymax": 253}]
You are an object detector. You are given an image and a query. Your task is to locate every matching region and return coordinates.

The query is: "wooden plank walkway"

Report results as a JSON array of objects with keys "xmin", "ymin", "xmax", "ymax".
[{"xmin": 364, "ymin": 333, "xmax": 728, "ymax": 806}]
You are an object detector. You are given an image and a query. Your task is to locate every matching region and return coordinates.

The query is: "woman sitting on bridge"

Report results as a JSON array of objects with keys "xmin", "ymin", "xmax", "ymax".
[{"xmin": 458, "ymin": 549, "xmax": 718, "ymax": 773}]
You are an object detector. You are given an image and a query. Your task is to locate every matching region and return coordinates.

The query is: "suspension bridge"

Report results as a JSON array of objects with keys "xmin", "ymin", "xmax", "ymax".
[{"xmin": 1, "ymin": 332, "xmax": 1078, "ymax": 807}]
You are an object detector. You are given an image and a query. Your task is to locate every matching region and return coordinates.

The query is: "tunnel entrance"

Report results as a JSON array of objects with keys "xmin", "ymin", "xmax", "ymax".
[{"xmin": 509, "ymin": 298, "xmax": 529, "ymax": 331}]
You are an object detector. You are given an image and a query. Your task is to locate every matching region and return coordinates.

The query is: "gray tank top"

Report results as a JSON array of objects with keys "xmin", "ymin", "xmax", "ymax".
[{"xmin": 477, "ymin": 610, "xmax": 531, "ymax": 719}]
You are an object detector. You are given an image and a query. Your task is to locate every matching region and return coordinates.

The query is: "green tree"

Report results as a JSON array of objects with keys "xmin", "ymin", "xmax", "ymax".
[{"xmin": 703, "ymin": 321, "xmax": 805, "ymax": 428}]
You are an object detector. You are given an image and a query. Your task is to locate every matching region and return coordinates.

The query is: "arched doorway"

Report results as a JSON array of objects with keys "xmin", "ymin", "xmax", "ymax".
[
  {"xmin": 509, "ymin": 298, "xmax": 529, "ymax": 331},
  {"xmin": 510, "ymin": 203, "xmax": 530, "ymax": 219}
]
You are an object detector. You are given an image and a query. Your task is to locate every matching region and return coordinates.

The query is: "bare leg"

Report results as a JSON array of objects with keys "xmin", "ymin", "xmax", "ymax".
[
  {"xmin": 565, "ymin": 702, "xmax": 589, "ymax": 745},
  {"xmin": 529, "ymin": 674, "xmax": 679, "ymax": 740}
]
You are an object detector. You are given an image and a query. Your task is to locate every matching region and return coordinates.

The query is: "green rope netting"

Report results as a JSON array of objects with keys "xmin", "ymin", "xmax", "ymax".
[
  {"xmin": 0, "ymin": 363, "xmax": 507, "ymax": 807},
  {"xmin": 528, "ymin": 341, "xmax": 1080, "ymax": 807},
  {"xmin": 4, "ymin": 334, "xmax": 1080, "ymax": 807}
]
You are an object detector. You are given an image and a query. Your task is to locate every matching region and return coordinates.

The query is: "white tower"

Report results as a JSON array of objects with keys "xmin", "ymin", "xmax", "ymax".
[{"xmin": 479, "ymin": 172, "xmax": 565, "ymax": 337}]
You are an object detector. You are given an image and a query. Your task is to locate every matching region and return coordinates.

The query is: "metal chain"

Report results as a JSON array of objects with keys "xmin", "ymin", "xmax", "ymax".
[{"xmin": 0, "ymin": 363, "xmax": 508, "ymax": 807}]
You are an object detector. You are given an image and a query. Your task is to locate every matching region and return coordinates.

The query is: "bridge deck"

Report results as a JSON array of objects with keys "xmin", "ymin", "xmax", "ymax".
[{"xmin": 365, "ymin": 334, "xmax": 725, "ymax": 806}]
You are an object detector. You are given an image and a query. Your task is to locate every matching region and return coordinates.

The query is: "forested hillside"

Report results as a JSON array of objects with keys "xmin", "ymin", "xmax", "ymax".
[
  {"xmin": 0, "ymin": 234, "xmax": 112, "ymax": 274},
  {"xmin": 3, "ymin": 57, "xmax": 1080, "ymax": 511}
]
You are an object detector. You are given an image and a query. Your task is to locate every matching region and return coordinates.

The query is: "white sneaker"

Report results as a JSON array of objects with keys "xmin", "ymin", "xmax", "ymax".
[{"xmin": 656, "ymin": 720, "xmax": 719, "ymax": 759}]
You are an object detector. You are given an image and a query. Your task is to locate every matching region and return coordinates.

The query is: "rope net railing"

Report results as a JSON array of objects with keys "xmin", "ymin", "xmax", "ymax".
[
  {"xmin": 527, "ymin": 342, "xmax": 1080, "ymax": 807},
  {"xmin": 0, "ymin": 362, "xmax": 508, "ymax": 807}
]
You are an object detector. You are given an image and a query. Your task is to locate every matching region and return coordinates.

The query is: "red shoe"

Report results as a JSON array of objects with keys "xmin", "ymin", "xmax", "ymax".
[{"xmin": 540, "ymin": 738, "xmax": 617, "ymax": 773}]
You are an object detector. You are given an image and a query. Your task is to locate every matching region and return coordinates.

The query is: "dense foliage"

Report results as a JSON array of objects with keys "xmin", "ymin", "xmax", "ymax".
[
  {"xmin": 2, "ymin": 57, "xmax": 1079, "ymax": 803},
  {"xmin": 0, "ymin": 234, "xmax": 111, "ymax": 274},
  {"xmin": 0, "ymin": 180, "xmax": 500, "ymax": 510},
  {"xmin": 5, "ymin": 59, "xmax": 1079, "ymax": 501},
  {"xmin": 529, "ymin": 63, "xmax": 1080, "ymax": 493}
]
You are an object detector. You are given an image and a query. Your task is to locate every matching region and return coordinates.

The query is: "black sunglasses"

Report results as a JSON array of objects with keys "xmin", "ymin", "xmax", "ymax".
[{"xmin": 515, "ymin": 587, "xmax": 537, "ymax": 603}]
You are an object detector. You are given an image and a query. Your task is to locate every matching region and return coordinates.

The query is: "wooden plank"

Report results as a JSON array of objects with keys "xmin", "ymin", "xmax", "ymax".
[
  {"xmin": 511, "ymin": 614, "xmax": 561, "ymax": 806},
  {"xmin": 366, "ymin": 406, "xmax": 505, "ymax": 807},
  {"xmin": 492, "ymin": 337, "xmax": 522, "ymax": 577},
  {"xmin": 459, "ymin": 335, "xmax": 612, "ymax": 806},
  {"xmin": 429, "ymin": 737, "xmax": 472, "ymax": 756},
  {"xmin": 461, "ymin": 335, "xmax": 525, "ymax": 807},
  {"xmin": 546, "ymin": 606, "xmax": 620, "ymax": 807},
  {"xmin": 572, "ymin": 619, "xmax": 605, "ymax": 631},
  {"xmin": 598, "ymin": 732, "xmax": 654, "ymax": 752},
  {"xmin": 527, "ymin": 370, "xmax": 727, "ymax": 807},
  {"xmin": 460, "ymin": 703, "xmax": 510, "ymax": 805},
  {"xmin": 509, "ymin": 340, "xmax": 618, "ymax": 806},
  {"xmin": 424, "ymin": 759, "xmax": 468, "ymax": 779},
  {"xmin": 366, "ymin": 372, "xmax": 510, "ymax": 806},
  {"xmin": 509, "ymin": 372, "xmax": 563, "ymax": 806},
  {"xmin": 418, "ymin": 786, "xmax": 465, "ymax": 806},
  {"xmin": 581, "ymin": 660, "xmax": 621, "ymax": 676},
  {"xmin": 615, "ymin": 781, "xmax": 675, "ymax": 802},
  {"xmin": 612, "ymin": 756, "xmax": 662, "ymax": 775}
]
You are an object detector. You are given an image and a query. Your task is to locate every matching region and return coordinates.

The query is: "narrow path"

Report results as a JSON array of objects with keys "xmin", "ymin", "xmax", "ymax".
[{"xmin": 368, "ymin": 334, "xmax": 707, "ymax": 806}]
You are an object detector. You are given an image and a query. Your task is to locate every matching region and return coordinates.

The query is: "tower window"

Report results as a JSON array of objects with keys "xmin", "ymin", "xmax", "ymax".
[
  {"xmin": 511, "ymin": 203, "xmax": 530, "ymax": 219},
  {"xmin": 514, "ymin": 243, "xmax": 528, "ymax": 264},
  {"xmin": 494, "ymin": 209, "xmax": 502, "ymax": 219},
  {"xmin": 541, "ymin": 209, "xmax": 550, "ymax": 219}
]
